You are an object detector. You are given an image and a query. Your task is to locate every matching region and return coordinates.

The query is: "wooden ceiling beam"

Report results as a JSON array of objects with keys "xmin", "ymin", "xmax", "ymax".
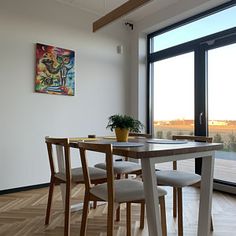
[{"xmin": 93, "ymin": 0, "xmax": 152, "ymax": 32}]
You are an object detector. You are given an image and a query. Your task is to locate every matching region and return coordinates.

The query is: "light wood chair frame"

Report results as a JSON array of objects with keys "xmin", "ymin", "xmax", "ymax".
[
  {"xmin": 45, "ymin": 137, "xmax": 72, "ymax": 236},
  {"xmin": 45, "ymin": 137, "xmax": 106, "ymax": 236},
  {"xmin": 115, "ymin": 133, "xmax": 152, "ymax": 224},
  {"xmin": 78, "ymin": 141, "xmax": 167, "ymax": 236}
]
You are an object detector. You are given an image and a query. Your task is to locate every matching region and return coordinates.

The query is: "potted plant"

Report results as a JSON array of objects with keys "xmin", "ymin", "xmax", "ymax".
[{"xmin": 106, "ymin": 114, "xmax": 144, "ymax": 142}]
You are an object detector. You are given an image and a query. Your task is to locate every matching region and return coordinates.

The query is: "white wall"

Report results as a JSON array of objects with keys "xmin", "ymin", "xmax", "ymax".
[{"xmin": 0, "ymin": 0, "xmax": 130, "ymax": 190}]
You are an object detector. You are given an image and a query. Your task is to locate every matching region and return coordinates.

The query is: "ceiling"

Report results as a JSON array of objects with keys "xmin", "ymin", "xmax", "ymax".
[{"xmin": 55, "ymin": 0, "xmax": 178, "ymax": 22}]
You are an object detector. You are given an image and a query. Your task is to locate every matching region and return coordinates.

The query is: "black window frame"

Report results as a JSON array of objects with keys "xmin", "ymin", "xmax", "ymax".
[{"xmin": 147, "ymin": 0, "xmax": 236, "ymax": 191}]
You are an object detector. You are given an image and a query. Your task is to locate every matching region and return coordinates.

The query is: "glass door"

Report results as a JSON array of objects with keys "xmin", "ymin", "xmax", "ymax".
[
  {"xmin": 208, "ymin": 43, "xmax": 236, "ymax": 188},
  {"xmin": 152, "ymin": 52, "xmax": 195, "ymax": 171}
]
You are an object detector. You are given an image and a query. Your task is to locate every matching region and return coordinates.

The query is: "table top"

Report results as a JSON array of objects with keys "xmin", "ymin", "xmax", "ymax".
[{"xmin": 70, "ymin": 137, "xmax": 223, "ymax": 159}]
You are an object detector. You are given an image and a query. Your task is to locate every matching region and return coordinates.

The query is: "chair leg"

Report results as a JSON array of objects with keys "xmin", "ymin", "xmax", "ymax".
[
  {"xmin": 115, "ymin": 174, "xmax": 121, "ymax": 222},
  {"xmin": 93, "ymin": 184, "xmax": 97, "ymax": 209},
  {"xmin": 139, "ymin": 202, "xmax": 145, "ymax": 229},
  {"xmin": 126, "ymin": 203, "xmax": 131, "ymax": 236},
  {"xmin": 116, "ymin": 205, "xmax": 120, "ymax": 221},
  {"xmin": 177, "ymin": 188, "xmax": 183, "ymax": 236},
  {"xmin": 80, "ymin": 192, "xmax": 90, "ymax": 236},
  {"xmin": 107, "ymin": 199, "xmax": 115, "ymax": 236},
  {"xmin": 45, "ymin": 179, "xmax": 54, "ymax": 225},
  {"xmin": 159, "ymin": 196, "xmax": 167, "ymax": 236},
  {"xmin": 173, "ymin": 186, "xmax": 177, "ymax": 218},
  {"xmin": 210, "ymin": 214, "xmax": 214, "ymax": 231},
  {"xmin": 64, "ymin": 183, "xmax": 71, "ymax": 236},
  {"xmin": 117, "ymin": 174, "xmax": 121, "ymax": 179},
  {"xmin": 93, "ymin": 200, "xmax": 97, "ymax": 209}
]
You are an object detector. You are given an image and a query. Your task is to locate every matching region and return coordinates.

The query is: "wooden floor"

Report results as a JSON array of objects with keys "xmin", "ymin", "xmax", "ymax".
[{"xmin": 0, "ymin": 185, "xmax": 235, "ymax": 236}]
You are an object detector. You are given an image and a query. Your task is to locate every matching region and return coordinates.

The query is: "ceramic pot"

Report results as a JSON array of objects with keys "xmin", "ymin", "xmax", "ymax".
[{"xmin": 115, "ymin": 128, "xmax": 129, "ymax": 142}]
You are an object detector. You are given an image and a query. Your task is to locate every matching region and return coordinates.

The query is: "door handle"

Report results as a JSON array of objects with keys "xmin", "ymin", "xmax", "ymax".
[{"xmin": 199, "ymin": 112, "xmax": 203, "ymax": 125}]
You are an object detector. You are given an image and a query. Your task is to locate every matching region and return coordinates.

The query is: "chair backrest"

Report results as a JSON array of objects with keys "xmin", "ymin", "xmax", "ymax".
[
  {"xmin": 172, "ymin": 135, "xmax": 213, "ymax": 170},
  {"xmin": 129, "ymin": 132, "xmax": 152, "ymax": 138},
  {"xmin": 172, "ymin": 135, "xmax": 213, "ymax": 143},
  {"xmin": 78, "ymin": 142, "xmax": 114, "ymax": 200},
  {"xmin": 45, "ymin": 137, "xmax": 71, "ymax": 182}
]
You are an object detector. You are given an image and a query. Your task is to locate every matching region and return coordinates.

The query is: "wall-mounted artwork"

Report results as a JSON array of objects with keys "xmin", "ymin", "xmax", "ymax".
[{"xmin": 35, "ymin": 43, "xmax": 75, "ymax": 96}]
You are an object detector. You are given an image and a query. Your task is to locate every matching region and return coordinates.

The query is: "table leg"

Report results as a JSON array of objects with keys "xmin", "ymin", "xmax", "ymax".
[
  {"xmin": 141, "ymin": 158, "xmax": 162, "ymax": 236},
  {"xmin": 198, "ymin": 153, "xmax": 215, "ymax": 236}
]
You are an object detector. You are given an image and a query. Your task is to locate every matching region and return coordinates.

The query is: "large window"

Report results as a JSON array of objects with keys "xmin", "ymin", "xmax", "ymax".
[
  {"xmin": 151, "ymin": 4, "xmax": 236, "ymax": 53},
  {"xmin": 148, "ymin": 2, "xmax": 236, "ymax": 193}
]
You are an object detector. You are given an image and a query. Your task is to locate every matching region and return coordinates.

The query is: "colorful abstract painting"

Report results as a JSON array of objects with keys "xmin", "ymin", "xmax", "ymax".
[{"xmin": 35, "ymin": 43, "xmax": 75, "ymax": 96}]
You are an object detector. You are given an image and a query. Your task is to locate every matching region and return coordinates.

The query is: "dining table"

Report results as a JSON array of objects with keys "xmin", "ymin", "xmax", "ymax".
[{"xmin": 68, "ymin": 136, "xmax": 222, "ymax": 236}]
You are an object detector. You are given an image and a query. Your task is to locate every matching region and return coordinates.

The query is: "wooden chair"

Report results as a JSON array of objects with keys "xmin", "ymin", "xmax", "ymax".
[
  {"xmin": 78, "ymin": 141, "xmax": 167, "ymax": 236},
  {"xmin": 94, "ymin": 133, "xmax": 151, "ymax": 222},
  {"xmin": 155, "ymin": 135, "xmax": 213, "ymax": 236},
  {"xmin": 44, "ymin": 137, "xmax": 107, "ymax": 236}
]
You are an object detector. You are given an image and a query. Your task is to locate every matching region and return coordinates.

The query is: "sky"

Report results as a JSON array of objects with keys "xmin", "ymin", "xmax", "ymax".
[
  {"xmin": 153, "ymin": 6, "xmax": 236, "ymax": 52},
  {"xmin": 208, "ymin": 44, "xmax": 236, "ymax": 120},
  {"xmin": 153, "ymin": 52, "xmax": 194, "ymax": 121},
  {"xmin": 153, "ymin": 5, "xmax": 236, "ymax": 121}
]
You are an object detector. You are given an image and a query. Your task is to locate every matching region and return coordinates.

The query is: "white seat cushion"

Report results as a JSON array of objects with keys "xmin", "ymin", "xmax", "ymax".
[
  {"xmin": 55, "ymin": 167, "xmax": 106, "ymax": 182},
  {"xmin": 95, "ymin": 161, "xmax": 141, "ymax": 174},
  {"xmin": 90, "ymin": 179, "xmax": 167, "ymax": 203},
  {"xmin": 156, "ymin": 170, "xmax": 201, "ymax": 187}
]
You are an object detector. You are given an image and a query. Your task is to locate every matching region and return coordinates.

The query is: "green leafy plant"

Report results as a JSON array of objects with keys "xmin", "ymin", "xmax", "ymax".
[{"xmin": 106, "ymin": 114, "xmax": 144, "ymax": 133}]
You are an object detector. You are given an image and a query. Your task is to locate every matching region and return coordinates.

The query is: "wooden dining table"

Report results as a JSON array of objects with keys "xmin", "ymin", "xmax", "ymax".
[{"xmin": 69, "ymin": 137, "xmax": 223, "ymax": 236}]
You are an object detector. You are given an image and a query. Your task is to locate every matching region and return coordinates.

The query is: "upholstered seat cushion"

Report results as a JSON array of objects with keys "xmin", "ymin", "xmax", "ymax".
[
  {"xmin": 156, "ymin": 170, "xmax": 201, "ymax": 187},
  {"xmin": 95, "ymin": 161, "xmax": 141, "ymax": 174},
  {"xmin": 55, "ymin": 167, "xmax": 106, "ymax": 182},
  {"xmin": 90, "ymin": 179, "xmax": 167, "ymax": 203}
]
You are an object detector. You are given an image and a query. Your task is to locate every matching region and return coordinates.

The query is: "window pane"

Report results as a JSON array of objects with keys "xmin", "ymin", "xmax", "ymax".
[
  {"xmin": 153, "ymin": 52, "xmax": 194, "ymax": 171},
  {"xmin": 152, "ymin": 6, "xmax": 236, "ymax": 52},
  {"xmin": 153, "ymin": 52, "xmax": 194, "ymax": 128},
  {"xmin": 208, "ymin": 43, "xmax": 236, "ymax": 184}
]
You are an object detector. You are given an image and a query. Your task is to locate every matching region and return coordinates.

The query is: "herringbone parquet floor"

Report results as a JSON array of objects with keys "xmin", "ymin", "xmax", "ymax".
[{"xmin": 0, "ymin": 185, "xmax": 235, "ymax": 236}]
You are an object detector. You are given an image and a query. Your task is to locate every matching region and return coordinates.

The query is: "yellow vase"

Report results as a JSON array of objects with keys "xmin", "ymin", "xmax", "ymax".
[{"xmin": 115, "ymin": 128, "xmax": 129, "ymax": 142}]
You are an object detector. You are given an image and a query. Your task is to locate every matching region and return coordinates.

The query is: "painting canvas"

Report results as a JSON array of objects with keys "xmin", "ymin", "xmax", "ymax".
[{"xmin": 35, "ymin": 43, "xmax": 75, "ymax": 96}]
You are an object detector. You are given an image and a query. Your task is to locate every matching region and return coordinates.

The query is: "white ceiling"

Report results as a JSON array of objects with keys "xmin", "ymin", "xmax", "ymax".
[{"xmin": 55, "ymin": 0, "xmax": 178, "ymax": 22}]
